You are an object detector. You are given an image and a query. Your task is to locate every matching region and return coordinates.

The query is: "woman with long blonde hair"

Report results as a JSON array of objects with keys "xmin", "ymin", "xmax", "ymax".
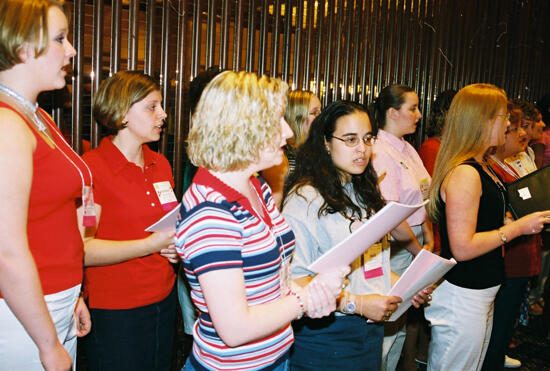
[{"xmin": 425, "ymin": 84, "xmax": 550, "ymax": 370}]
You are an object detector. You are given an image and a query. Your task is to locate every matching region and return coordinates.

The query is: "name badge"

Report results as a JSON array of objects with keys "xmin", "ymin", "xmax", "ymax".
[
  {"xmin": 153, "ymin": 181, "xmax": 178, "ymax": 211},
  {"xmin": 362, "ymin": 242, "xmax": 384, "ymax": 279},
  {"xmin": 82, "ymin": 185, "xmax": 97, "ymax": 227},
  {"xmin": 419, "ymin": 178, "xmax": 430, "ymax": 201}
]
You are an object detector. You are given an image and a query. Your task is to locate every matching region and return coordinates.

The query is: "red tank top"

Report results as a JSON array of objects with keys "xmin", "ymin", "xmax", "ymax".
[{"xmin": 0, "ymin": 101, "xmax": 87, "ymax": 296}]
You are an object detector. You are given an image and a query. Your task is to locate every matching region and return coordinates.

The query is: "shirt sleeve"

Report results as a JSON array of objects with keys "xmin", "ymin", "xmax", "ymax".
[
  {"xmin": 371, "ymin": 147, "xmax": 401, "ymax": 202},
  {"xmin": 283, "ymin": 188, "xmax": 327, "ymax": 279},
  {"xmin": 176, "ymin": 201, "xmax": 244, "ymax": 277}
]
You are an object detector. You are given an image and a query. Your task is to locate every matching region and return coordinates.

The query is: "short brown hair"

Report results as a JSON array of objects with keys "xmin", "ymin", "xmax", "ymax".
[
  {"xmin": 0, "ymin": 0, "xmax": 65, "ymax": 71},
  {"xmin": 92, "ymin": 70, "xmax": 160, "ymax": 132}
]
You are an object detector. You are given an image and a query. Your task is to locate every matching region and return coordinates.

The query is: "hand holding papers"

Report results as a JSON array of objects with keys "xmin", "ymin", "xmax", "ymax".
[
  {"xmin": 145, "ymin": 204, "xmax": 181, "ymax": 232},
  {"xmin": 308, "ymin": 200, "xmax": 429, "ymax": 273},
  {"xmin": 386, "ymin": 249, "xmax": 456, "ymax": 321}
]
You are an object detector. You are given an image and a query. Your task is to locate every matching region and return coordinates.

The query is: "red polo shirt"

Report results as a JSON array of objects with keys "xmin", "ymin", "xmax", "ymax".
[{"xmin": 82, "ymin": 137, "xmax": 176, "ymax": 309}]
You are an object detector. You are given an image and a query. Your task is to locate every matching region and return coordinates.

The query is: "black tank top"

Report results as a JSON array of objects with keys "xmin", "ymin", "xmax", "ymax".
[{"xmin": 439, "ymin": 160, "xmax": 506, "ymax": 289}]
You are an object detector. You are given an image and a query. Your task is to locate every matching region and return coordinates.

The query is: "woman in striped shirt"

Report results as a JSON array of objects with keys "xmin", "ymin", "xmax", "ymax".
[{"xmin": 175, "ymin": 71, "xmax": 348, "ymax": 371}]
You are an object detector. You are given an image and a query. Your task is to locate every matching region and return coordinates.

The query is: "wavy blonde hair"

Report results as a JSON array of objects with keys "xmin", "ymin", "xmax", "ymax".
[
  {"xmin": 0, "ymin": 0, "xmax": 65, "ymax": 71},
  {"xmin": 188, "ymin": 71, "xmax": 288, "ymax": 171},
  {"xmin": 285, "ymin": 90, "xmax": 316, "ymax": 149},
  {"xmin": 427, "ymin": 83, "xmax": 507, "ymax": 223}
]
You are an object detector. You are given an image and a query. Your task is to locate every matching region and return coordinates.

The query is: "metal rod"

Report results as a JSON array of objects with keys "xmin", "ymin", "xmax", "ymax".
[
  {"xmin": 219, "ymin": 0, "xmax": 230, "ymax": 68},
  {"xmin": 246, "ymin": 0, "xmax": 256, "ymax": 72},
  {"xmin": 270, "ymin": 0, "xmax": 281, "ymax": 77},
  {"xmin": 302, "ymin": 0, "xmax": 314, "ymax": 90},
  {"xmin": 258, "ymin": 0, "xmax": 268, "ymax": 75},
  {"xmin": 110, "ymin": 0, "xmax": 122, "ymax": 74},
  {"xmin": 159, "ymin": 0, "xmax": 171, "ymax": 155},
  {"xmin": 174, "ymin": 0, "xmax": 187, "ymax": 198},
  {"xmin": 191, "ymin": 0, "xmax": 202, "ymax": 78},
  {"xmin": 206, "ymin": 0, "xmax": 217, "ymax": 68},
  {"xmin": 128, "ymin": 0, "xmax": 139, "ymax": 70},
  {"xmin": 71, "ymin": 0, "xmax": 84, "ymax": 153},
  {"xmin": 282, "ymin": 0, "xmax": 292, "ymax": 82},
  {"xmin": 232, "ymin": 0, "xmax": 243, "ymax": 71},
  {"xmin": 293, "ymin": 0, "xmax": 304, "ymax": 89},
  {"xmin": 144, "ymin": 0, "xmax": 156, "ymax": 76},
  {"xmin": 91, "ymin": 0, "xmax": 104, "ymax": 149}
]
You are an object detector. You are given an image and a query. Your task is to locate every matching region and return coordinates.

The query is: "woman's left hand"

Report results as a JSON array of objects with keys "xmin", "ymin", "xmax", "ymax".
[
  {"xmin": 411, "ymin": 286, "xmax": 433, "ymax": 308},
  {"xmin": 160, "ymin": 245, "xmax": 179, "ymax": 264},
  {"xmin": 74, "ymin": 296, "xmax": 91, "ymax": 337}
]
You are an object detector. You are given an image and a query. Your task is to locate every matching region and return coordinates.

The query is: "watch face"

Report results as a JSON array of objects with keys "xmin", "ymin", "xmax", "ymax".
[{"xmin": 344, "ymin": 301, "xmax": 356, "ymax": 314}]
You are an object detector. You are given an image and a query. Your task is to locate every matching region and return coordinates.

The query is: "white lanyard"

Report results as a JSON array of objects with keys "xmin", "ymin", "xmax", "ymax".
[{"xmin": 0, "ymin": 84, "xmax": 96, "ymax": 226}]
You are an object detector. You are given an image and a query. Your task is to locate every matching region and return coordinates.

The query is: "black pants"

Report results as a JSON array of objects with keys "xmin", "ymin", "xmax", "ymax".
[{"xmin": 83, "ymin": 285, "xmax": 177, "ymax": 371}]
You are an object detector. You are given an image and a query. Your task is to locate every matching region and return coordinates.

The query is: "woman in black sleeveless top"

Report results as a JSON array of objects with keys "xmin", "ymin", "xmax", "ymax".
[{"xmin": 424, "ymin": 84, "xmax": 550, "ymax": 371}]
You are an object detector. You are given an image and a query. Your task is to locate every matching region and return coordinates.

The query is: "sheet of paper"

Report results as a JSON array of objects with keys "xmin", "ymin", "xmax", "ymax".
[
  {"xmin": 307, "ymin": 200, "xmax": 428, "ymax": 273},
  {"xmin": 145, "ymin": 204, "xmax": 181, "ymax": 232},
  {"xmin": 386, "ymin": 249, "xmax": 456, "ymax": 321}
]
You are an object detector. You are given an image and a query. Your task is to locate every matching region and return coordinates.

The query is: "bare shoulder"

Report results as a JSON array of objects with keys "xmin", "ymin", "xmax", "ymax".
[
  {"xmin": 0, "ymin": 108, "xmax": 36, "ymax": 151},
  {"xmin": 441, "ymin": 164, "xmax": 481, "ymax": 201}
]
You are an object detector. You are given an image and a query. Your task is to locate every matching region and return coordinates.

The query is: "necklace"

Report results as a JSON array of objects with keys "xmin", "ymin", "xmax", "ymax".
[
  {"xmin": 0, "ymin": 83, "xmax": 46, "ymax": 132},
  {"xmin": 0, "ymin": 83, "xmax": 97, "ymax": 227}
]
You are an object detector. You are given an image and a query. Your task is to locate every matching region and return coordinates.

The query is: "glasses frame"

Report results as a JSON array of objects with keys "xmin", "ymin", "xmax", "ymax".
[{"xmin": 330, "ymin": 133, "xmax": 377, "ymax": 147}]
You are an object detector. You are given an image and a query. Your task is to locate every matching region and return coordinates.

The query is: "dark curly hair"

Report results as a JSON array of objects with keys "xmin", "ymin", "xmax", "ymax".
[{"xmin": 282, "ymin": 101, "xmax": 385, "ymax": 221}]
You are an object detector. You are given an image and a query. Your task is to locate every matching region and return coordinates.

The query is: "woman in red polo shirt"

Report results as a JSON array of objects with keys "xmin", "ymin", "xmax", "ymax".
[
  {"xmin": 0, "ymin": 1, "xmax": 91, "ymax": 370},
  {"xmin": 79, "ymin": 71, "xmax": 178, "ymax": 371}
]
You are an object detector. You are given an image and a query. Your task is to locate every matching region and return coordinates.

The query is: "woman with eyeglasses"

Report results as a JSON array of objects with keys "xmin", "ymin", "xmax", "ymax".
[
  {"xmin": 262, "ymin": 90, "xmax": 321, "ymax": 207},
  {"xmin": 425, "ymin": 84, "xmax": 550, "ymax": 370},
  {"xmin": 481, "ymin": 102, "xmax": 541, "ymax": 370},
  {"xmin": 282, "ymin": 101, "xmax": 431, "ymax": 371},
  {"xmin": 370, "ymin": 84, "xmax": 433, "ymax": 370}
]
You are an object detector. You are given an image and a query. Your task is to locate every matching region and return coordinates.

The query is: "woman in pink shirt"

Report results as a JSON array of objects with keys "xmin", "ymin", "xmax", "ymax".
[{"xmin": 370, "ymin": 84, "xmax": 434, "ymax": 371}]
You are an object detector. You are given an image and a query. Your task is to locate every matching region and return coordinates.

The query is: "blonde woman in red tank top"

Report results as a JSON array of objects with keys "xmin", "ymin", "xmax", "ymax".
[{"xmin": 0, "ymin": 1, "xmax": 91, "ymax": 370}]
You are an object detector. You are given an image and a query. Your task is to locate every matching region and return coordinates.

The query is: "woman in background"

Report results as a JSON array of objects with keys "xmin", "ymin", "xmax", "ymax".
[
  {"xmin": 262, "ymin": 90, "xmax": 321, "ymax": 206},
  {"xmin": 481, "ymin": 102, "xmax": 540, "ymax": 370},
  {"xmin": 418, "ymin": 90, "xmax": 456, "ymax": 176},
  {"xmin": 283, "ymin": 101, "xmax": 430, "ymax": 371},
  {"xmin": 80, "ymin": 71, "xmax": 178, "ymax": 371},
  {"xmin": 176, "ymin": 71, "xmax": 347, "ymax": 371},
  {"xmin": 426, "ymin": 83, "xmax": 550, "ymax": 370},
  {"xmin": 370, "ymin": 84, "xmax": 433, "ymax": 371},
  {"xmin": 0, "ymin": 1, "xmax": 90, "ymax": 369}
]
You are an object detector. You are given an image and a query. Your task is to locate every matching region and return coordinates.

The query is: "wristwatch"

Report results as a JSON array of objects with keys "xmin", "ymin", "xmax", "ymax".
[
  {"xmin": 497, "ymin": 228, "xmax": 507, "ymax": 244},
  {"xmin": 341, "ymin": 295, "xmax": 357, "ymax": 314}
]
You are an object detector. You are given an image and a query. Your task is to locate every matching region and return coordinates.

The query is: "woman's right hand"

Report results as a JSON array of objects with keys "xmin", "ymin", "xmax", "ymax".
[
  {"xmin": 358, "ymin": 294, "xmax": 402, "ymax": 322},
  {"xmin": 145, "ymin": 230, "xmax": 175, "ymax": 254},
  {"xmin": 515, "ymin": 210, "xmax": 550, "ymax": 235},
  {"xmin": 40, "ymin": 342, "xmax": 73, "ymax": 371},
  {"xmin": 303, "ymin": 266, "xmax": 351, "ymax": 318}
]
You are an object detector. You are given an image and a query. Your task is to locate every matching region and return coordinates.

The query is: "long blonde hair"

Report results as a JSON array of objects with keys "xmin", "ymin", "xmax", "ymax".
[
  {"xmin": 427, "ymin": 83, "xmax": 507, "ymax": 223},
  {"xmin": 285, "ymin": 90, "xmax": 316, "ymax": 149}
]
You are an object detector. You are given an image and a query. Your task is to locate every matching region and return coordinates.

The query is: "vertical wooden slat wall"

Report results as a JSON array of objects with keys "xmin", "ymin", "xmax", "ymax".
[{"xmin": 62, "ymin": 0, "xmax": 550, "ymax": 196}]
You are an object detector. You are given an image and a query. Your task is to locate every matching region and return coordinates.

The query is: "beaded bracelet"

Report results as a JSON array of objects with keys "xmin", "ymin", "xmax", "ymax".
[{"xmin": 286, "ymin": 289, "xmax": 304, "ymax": 320}]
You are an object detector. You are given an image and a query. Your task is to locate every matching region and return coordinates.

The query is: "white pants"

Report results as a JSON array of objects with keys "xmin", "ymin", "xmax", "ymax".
[
  {"xmin": 381, "ymin": 224, "xmax": 423, "ymax": 371},
  {"xmin": 425, "ymin": 280, "xmax": 500, "ymax": 371},
  {"xmin": 0, "ymin": 284, "xmax": 80, "ymax": 370}
]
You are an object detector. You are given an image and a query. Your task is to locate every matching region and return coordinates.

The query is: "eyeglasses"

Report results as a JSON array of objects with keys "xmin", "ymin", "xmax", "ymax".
[
  {"xmin": 495, "ymin": 113, "xmax": 511, "ymax": 121},
  {"xmin": 330, "ymin": 133, "xmax": 377, "ymax": 147},
  {"xmin": 521, "ymin": 120, "xmax": 533, "ymax": 129}
]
